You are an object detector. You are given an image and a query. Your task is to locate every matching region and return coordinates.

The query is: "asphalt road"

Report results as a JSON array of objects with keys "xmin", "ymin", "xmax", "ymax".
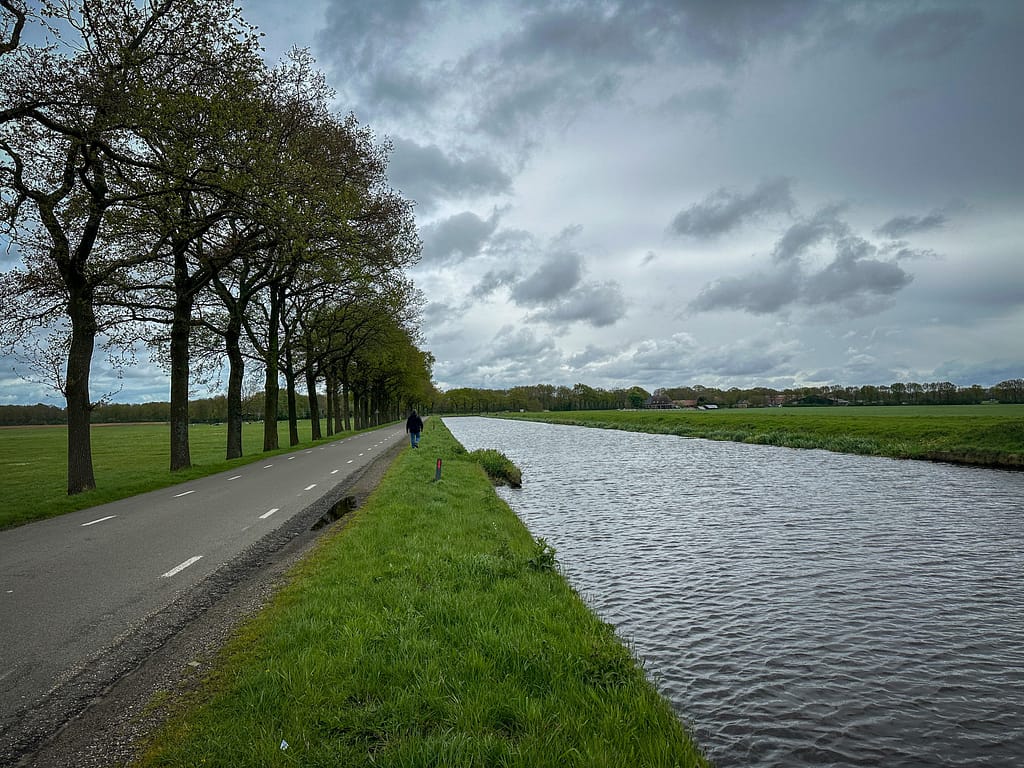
[{"xmin": 0, "ymin": 425, "xmax": 406, "ymax": 752}]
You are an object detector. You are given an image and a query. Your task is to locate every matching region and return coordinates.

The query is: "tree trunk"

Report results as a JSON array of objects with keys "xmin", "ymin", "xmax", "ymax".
[
  {"xmin": 306, "ymin": 364, "xmax": 321, "ymax": 441},
  {"xmin": 65, "ymin": 291, "xmax": 97, "ymax": 494},
  {"xmin": 224, "ymin": 314, "xmax": 244, "ymax": 460},
  {"xmin": 284, "ymin": 344, "xmax": 299, "ymax": 447},
  {"xmin": 324, "ymin": 372, "xmax": 334, "ymax": 436},
  {"xmin": 341, "ymin": 367, "xmax": 352, "ymax": 432},
  {"xmin": 169, "ymin": 286, "xmax": 193, "ymax": 472},
  {"xmin": 262, "ymin": 285, "xmax": 282, "ymax": 452}
]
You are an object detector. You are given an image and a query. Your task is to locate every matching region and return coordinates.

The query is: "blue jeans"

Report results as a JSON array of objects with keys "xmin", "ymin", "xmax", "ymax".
[{"xmin": 410, "ymin": 431, "xmax": 421, "ymax": 447}]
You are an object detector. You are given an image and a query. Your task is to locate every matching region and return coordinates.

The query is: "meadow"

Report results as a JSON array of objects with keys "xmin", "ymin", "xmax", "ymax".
[
  {"xmin": 134, "ymin": 420, "xmax": 708, "ymax": 768},
  {"xmin": 498, "ymin": 405, "xmax": 1024, "ymax": 469},
  {"xmin": 0, "ymin": 420, "xmax": 355, "ymax": 529}
]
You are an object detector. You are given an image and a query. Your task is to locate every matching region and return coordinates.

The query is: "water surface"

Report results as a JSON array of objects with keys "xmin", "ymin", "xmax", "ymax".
[{"xmin": 445, "ymin": 416, "xmax": 1024, "ymax": 767}]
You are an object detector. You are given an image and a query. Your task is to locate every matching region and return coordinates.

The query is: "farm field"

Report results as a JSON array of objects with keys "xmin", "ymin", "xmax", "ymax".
[
  {"xmin": 0, "ymin": 420, "xmax": 370, "ymax": 529},
  {"xmin": 496, "ymin": 405, "xmax": 1024, "ymax": 469}
]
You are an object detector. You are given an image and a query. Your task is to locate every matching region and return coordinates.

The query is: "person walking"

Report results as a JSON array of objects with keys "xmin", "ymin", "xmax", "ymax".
[{"xmin": 406, "ymin": 409, "xmax": 424, "ymax": 448}]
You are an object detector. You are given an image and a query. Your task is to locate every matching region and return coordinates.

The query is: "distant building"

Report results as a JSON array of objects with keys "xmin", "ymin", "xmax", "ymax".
[{"xmin": 643, "ymin": 394, "xmax": 677, "ymax": 409}]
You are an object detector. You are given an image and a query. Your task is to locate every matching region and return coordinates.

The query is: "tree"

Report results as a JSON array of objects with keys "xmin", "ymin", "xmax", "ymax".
[
  {"xmin": 993, "ymin": 379, "xmax": 1024, "ymax": 404},
  {"xmin": 1, "ymin": 0, "xmax": 261, "ymax": 489},
  {"xmin": 0, "ymin": 1, "xmax": 25, "ymax": 58}
]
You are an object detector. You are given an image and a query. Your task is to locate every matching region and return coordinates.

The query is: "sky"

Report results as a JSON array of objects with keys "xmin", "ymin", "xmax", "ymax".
[{"xmin": 2, "ymin": 0, "xmax": 1022, "ymax": 404}]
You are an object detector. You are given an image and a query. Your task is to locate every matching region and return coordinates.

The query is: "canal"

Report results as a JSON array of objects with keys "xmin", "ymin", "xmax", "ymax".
[{"xmin": 444, "ymin": 416, "xmax": 1024, "ymax": 767}]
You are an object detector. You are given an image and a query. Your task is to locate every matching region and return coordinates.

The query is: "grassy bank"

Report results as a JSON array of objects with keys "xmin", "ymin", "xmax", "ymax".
[
  {"xmin": 0, "ymin": 420, "xmax": 374, "ymax": 529},
  {"xmin": 134, "ymin": 420, "xmax": 707, "ymax": 768},
  {"xmin": 495, "ymin": 405, "xmax": 1024, "ymax": 468}
]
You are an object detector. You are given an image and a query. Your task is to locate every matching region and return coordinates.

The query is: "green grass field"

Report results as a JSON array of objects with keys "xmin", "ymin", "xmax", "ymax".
[
  {"xmin": 134, "ymin": 420, "xmax": 708, "ymax": 768},
  {"xmin": 497, "ymin": 405, "xmax": 1024, "ymax": 468},
  {"xmin": 0, "ymin": 420, "xmax": 365, "ymax": 529}
]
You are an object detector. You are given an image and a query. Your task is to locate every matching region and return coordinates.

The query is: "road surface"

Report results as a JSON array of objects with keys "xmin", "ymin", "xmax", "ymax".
[{"xmin": 0, "ymin": 425, "xmax": 406, "ymax": 759}]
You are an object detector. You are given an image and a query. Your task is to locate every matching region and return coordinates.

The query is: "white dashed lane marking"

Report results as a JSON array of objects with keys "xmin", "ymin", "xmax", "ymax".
[
  {"xmin": 81, "ymin": 515, "xmax": 116, "ymax": 527},
  {"xmin": 228, "ymin": 475, "xmax": 242, "ymax": 481},
  {"xmin": 173, "ymin": 490, "xmax": 195, "ymax": 498},
  {"xmin": 303, "ymin": 484, "xmax": 317, "ymax": 491},
  {"xmin": 160, "ymin": 556, "xmax": 203, "ymax": 578},
  {"xmin": 260, "ymin": 508, "xmax": 279, "ymax": 519}
]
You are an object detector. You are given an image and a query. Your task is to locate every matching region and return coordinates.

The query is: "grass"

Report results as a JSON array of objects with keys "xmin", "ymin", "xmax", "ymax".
[
  {"xmin": 469, "ymin": 448, "xmax": 523, "ymax": 487},
  {"xmin": 133, "ymin": 420, "xmax": 708, "ymax": 768},
  {"xmin": 493, "ymin": 405, "xmax": 1024, "ymax": 468},
  {"xmin": 0, "ymin": 420, "xmax": 376, "ymax": 529}
]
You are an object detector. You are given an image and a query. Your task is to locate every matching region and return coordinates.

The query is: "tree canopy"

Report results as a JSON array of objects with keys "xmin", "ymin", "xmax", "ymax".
[{"xmin": 0, "ymin": 1, "xmax": 431, "ymax": 492}]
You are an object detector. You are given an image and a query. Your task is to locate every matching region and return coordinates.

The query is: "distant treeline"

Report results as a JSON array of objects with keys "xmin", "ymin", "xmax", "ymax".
[
  {"xmin": 0, "ymin": 392, "xmax": 325, "ymax": 427},
  {"xmin": 434, "ymin": 379, "xmax": 1024, "ymax": 414},
  {"xmin": 4, "ymin": 379, "xmax": 1022, "ymax": 426}
]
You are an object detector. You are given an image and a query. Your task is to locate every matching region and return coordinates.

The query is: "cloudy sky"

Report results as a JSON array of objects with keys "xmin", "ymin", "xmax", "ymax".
[{"xmin": 4, "ymin": 0, "xmax": 1023, "ymax": 403}]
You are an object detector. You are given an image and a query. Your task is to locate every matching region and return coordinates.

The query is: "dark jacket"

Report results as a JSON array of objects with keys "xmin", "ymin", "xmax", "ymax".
[{"xmin": 406, "ymin": 413, "xmax": 424, "ymax": 433}]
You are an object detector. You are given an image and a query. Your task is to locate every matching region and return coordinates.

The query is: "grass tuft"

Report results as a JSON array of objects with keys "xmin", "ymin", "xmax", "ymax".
[{"xmin": 468, "ymin": 448, "xmax": 523, "ymax": 487}]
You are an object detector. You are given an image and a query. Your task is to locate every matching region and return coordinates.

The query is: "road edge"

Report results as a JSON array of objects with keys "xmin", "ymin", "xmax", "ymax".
[{"xmin": 7, "ymin": 441, "xmax": 404, "ymax": 768}]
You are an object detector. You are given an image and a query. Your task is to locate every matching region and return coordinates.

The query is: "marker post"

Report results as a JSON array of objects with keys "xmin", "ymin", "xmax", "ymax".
[{"xmin": 434, "ymin": 458, "xmax": 442, "ymax": 482}]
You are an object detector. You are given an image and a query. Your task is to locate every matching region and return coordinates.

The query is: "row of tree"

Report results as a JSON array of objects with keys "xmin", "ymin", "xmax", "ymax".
[
  {"xmin": 658, "ymin": 380, "xmax": 1024, "ymax": 407},
  {"xmin": 433, "ymin": 379, "xmax": 1024, "ymax": 414},
  {"xmin": 1, "ymin": 1, "xmax": 433, "ymax": 493}
]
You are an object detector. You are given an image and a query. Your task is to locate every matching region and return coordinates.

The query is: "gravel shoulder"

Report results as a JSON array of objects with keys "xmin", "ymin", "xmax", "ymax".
[{"xmin": 10, "ymin": 443, "xmax": 402, "ymax": 768}]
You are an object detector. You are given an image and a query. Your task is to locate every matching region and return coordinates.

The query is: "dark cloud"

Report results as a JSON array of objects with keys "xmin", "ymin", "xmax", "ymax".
[
  {"xmin": 871, "ymin": 8, "xmax": 983, "ymax": 60},
  {"xmin": 496, "ymin": 4, "xmax": 652, "ymax": 68},
  {"xmin": 318, "ymin": 0, "xmax": 430, "ymax": 74},
  {"xmin": 510, "ymin": 250, "xmax": 583, "ymax": 306},
  {"xmin": 700, "ymin": 338, "xmax": 800, "ymax": 377},
  {"xmin": 772, "ymin": 204, "xmax": 849, "ymax": 262},
  {"xmin": 530, "ymin": 281, "xmax": 627, "ymax": 328},
  {"xmin": 421, "ymin": 300, "xmax": 458, "ymax": 327},
  {"xmin": 471, "ymin": 267, "xmax": 519, "ymax": 299},
  {"xmin": 387, "ymin": 138, "xmax": 512, "ymax": 211},
  {"xmin": 690, "ymin": 262, "xmax": 803, "ymax": 315},
  {"xmin": 365, "ymin": 70, "xmax": 443, "ymax": 117},
  {"xmin": 657, "ymin": 85, "xmax": 732, "ymax": 119},
  {"xmin": 804, "ymin": 236, "xmax": 913, "ymax": 305},
  {"xmin": 490, "ymin": 325, "xmax": 557, "ymax": 362},
  {"xmin": 880, "ymin": 243, "xmax": 938, "ymax": 261},
  {"xmin": 419, "ymin": 210, "xmax": 500, "ymax": 266},
  {"xmin": 667, "ymin": 0, "xmax": 826, "ymax": 68},
  {"xmin": 670, "ymin": 178, "xmax": 794, "ymax": 239},
  {"xmin": 875, "ymin": 211, "xmax": 948, "ymax": 239},
  {"xmin": 567, "ymin": 344, "xmax": 615, "ymax": 368},
  {"xmin": 692, "ymin": 221, "xmax": 914, "ymax": 316},
  {"xmin": 317, "ymin": 0, "xmax": 835, "ymax": 152},
  {"xmin": 498, "ymin": 235, "xmax": 629, "ymax": 329}
]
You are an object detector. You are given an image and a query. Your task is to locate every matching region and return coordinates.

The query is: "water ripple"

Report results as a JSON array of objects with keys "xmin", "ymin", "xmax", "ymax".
[{"xmin": 446, "ymin": 417, "xmax": 1024, "ymax": 768}]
